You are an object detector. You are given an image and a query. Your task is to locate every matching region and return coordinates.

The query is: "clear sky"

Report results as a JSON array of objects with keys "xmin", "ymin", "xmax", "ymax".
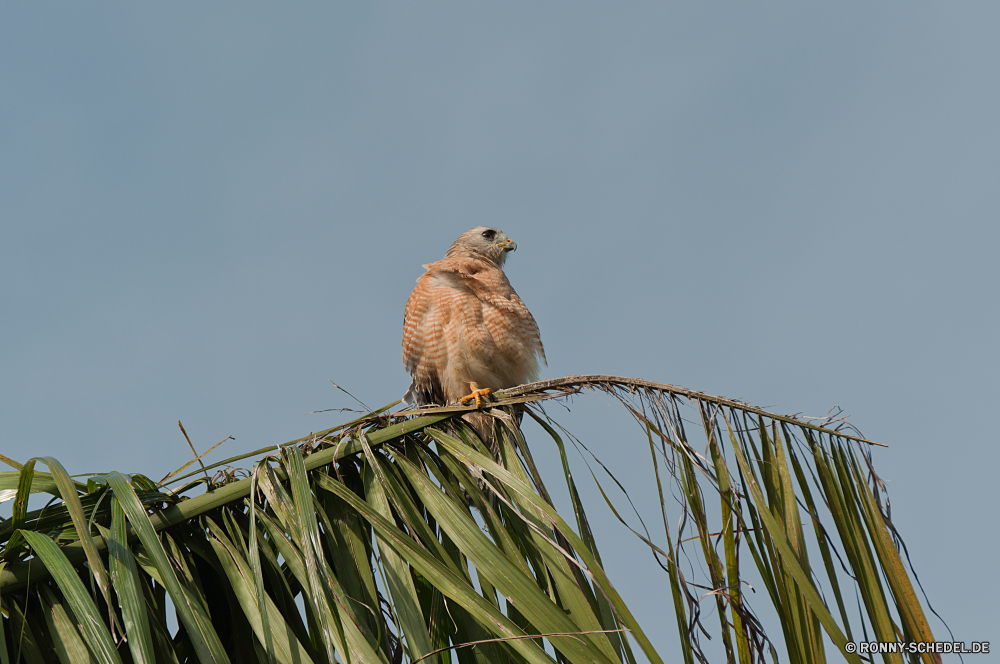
[{"xmin": 2, "ymin": 3, "xmax": 997, "ymax": 659}]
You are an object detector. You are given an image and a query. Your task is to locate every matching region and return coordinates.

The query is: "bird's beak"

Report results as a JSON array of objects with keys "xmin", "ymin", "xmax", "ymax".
[{"xmin": 504, "ymin": 238, "xmax": 516, "ymax": 252}]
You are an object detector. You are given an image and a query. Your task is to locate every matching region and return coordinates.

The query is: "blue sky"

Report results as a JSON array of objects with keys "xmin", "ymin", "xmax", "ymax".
[{"xmin": 2, "ymin": 3, "xmax": 997, "ymax": 658}]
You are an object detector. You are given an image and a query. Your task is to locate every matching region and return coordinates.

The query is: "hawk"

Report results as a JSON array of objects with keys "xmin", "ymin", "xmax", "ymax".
[{"xmin": 402, "ymin": 227, "xmax": 545, "ymax": 414}]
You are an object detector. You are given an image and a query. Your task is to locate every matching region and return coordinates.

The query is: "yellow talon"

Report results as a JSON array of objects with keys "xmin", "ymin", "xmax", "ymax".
[{"xmin": 459, "ymin": 383, "xmax": 492, "ymax": 408}]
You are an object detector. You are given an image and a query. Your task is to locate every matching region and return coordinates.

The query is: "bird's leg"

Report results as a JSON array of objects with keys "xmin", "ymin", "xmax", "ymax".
[{"xmin": 459, "ymin": 382, "xmax": 492, "ymax": 408}]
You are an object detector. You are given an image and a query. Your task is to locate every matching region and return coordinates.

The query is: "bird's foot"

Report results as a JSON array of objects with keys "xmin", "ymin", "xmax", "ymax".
[{"xmin": 459, "ymin": 383, "xmax": 492, "ymax": 408}]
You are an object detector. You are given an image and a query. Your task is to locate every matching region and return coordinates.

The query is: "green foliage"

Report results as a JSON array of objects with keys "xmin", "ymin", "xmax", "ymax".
[{"xmin": 0, "ymin": 376, "xmax": 939, "ymax": 663}]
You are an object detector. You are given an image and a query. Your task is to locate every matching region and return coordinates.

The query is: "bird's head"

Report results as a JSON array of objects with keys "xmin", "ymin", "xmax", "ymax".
[{"xmin": 445, "ymin": 226, "xmax": 517, "ymax": 267}]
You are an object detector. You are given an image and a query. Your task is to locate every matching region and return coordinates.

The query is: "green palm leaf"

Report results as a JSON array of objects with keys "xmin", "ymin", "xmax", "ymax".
[{"xmin": 0, "ymin": 375, "xmax": 942, "ymax": 664}]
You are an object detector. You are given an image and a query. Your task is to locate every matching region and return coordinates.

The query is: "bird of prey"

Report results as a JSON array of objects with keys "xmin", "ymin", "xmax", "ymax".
[{"xmin": 402, "ymin": 227, "xmax": 545, "ymax": 419}]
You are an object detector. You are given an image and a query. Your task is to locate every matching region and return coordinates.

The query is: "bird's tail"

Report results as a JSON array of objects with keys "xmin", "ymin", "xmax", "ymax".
[{"xmin": 461, "ymin": 411, "xmax": 501, "ymax": 459}]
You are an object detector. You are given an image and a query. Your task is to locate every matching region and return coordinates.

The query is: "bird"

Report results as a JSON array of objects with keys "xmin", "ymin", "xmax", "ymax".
[{"xmin": 401, "ymin": 226, "xmax": 545, "ymax": 447}]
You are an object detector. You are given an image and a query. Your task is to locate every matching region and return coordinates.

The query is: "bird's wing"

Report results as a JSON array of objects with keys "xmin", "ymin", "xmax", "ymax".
[{"xmin": 402, "ymin": 269, "xmax": 441, "ymax": 404}]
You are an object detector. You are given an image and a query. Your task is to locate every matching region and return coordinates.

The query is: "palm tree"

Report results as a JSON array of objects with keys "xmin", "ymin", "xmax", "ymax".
[{"xmin": 0, "ymin": 375, "xmax": 941, "ymax": 664}]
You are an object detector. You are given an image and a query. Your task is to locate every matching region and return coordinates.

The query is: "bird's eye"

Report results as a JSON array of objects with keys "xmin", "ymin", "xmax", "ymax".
[{"xmin": 481, "ymin": 229, "xmax": 496, "ymax": 240}]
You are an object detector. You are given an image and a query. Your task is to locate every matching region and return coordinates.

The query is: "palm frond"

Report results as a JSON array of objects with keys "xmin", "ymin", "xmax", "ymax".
[{"xmin": 0, "ymin": 376, "xmax": 940, "ymax": 664}]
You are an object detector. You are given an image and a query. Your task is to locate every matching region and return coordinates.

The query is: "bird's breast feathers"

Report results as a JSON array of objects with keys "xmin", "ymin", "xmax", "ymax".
[{"xmin": 402, "ymin": 252, "xmax": 545, "ymax": 404}]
